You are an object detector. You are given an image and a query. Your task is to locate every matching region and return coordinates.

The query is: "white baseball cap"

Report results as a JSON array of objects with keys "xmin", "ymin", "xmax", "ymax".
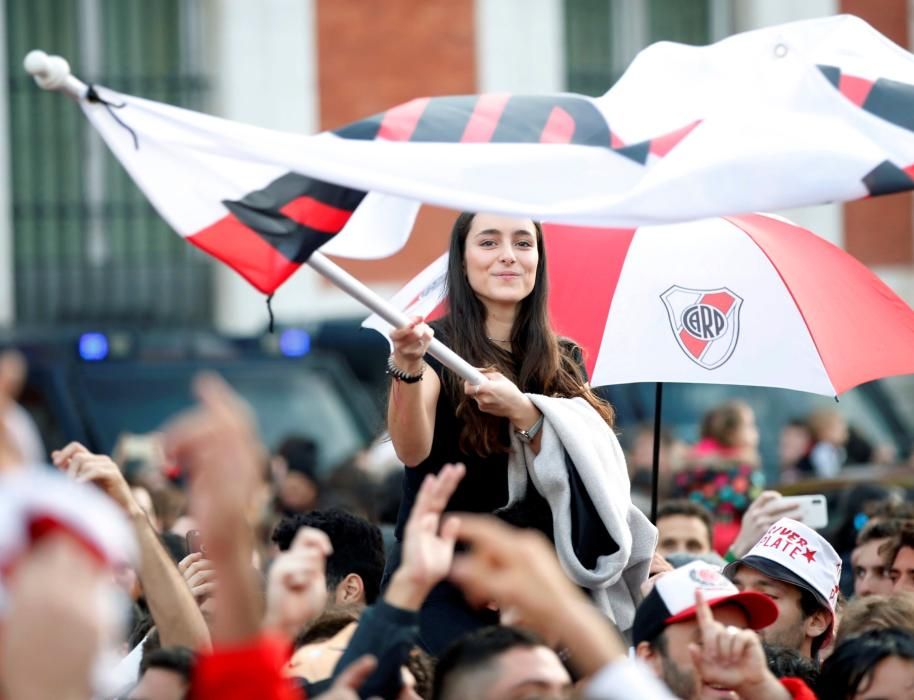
[
  {"xmin": 633, "ymin": 561, "xmax": 778, "ymax": 645},
  {"xmin": 724, "ymin": 517, "xmax": 842, "ymax": 642}
]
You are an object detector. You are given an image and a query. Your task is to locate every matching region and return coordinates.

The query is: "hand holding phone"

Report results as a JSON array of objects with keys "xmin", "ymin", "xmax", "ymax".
[
  {"xmin": 780, "ymin": 494, "xmax": 828, "ymax": 530},
  {"xmin": 186, "ymin": 529, "xmax": 205, "ymax": 555}
]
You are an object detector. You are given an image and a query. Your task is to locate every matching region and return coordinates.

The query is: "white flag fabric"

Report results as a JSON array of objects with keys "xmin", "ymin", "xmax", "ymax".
[{"xmin": 77, "ymin": 14, "xmax": 914, "ymax": 294}]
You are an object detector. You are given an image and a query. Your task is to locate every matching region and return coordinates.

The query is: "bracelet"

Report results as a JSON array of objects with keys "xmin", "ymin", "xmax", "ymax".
[{"xmin": 387, "ymin": 355, "xmax": 425, "ymax": 383}]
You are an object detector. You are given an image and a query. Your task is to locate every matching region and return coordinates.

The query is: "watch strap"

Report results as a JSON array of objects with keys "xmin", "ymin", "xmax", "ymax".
[{"xmin": 515, "ymin": 414, "xmax": 544, "ymax": 443}]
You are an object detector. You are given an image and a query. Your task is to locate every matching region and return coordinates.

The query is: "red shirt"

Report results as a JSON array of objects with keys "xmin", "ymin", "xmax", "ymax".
[{"xmin": 191, "ymin": 634, "xmax": 303, "ymax": 700}]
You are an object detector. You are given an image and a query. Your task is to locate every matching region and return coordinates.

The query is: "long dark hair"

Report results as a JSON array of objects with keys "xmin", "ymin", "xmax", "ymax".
[
  {"xmin": 816, "ymin": 628, "xmax": 914, "ymax": 699},
  {"xmin": 441, "ymin": 212, "xmax": 614, "ymax": 456}
]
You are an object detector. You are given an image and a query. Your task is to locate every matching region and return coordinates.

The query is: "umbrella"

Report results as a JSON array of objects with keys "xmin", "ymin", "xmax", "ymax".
[{"xmin": 365, "ymin": 213, "xmax": 914, "ymax": 519}]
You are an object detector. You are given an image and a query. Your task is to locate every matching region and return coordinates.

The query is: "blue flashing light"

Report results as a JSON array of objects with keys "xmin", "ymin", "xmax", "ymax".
[
  {"xmin": 279, "ymin": 328, "xmax": 311, "ymax": 358},
  {"xmin": 78, "ymin": 332, "xmax": 109, "ymax": 361}
]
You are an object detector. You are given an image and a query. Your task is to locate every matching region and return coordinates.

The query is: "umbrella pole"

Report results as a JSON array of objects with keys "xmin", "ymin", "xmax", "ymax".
[
  {"xmin": 650, "ymin": 381, "xmax": 663, "ymax": 524},
  {"xmin": 307, "ymin": 252, "xmax": 486, "ymax": 385}
]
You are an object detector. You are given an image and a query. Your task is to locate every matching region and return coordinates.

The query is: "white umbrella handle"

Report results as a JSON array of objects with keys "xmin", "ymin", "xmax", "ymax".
[
  {"xmin": 308, "ymin": 253, "xmax": 486, "ymax": 385},
  {"xmin": 23, "ymin": 50, "xmax": 88, "ymax": 99}
]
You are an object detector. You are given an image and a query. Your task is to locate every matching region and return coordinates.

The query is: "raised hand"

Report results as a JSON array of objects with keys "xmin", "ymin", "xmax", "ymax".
[
  {"xmin": 263, "ymin": 527, "xmax": 333, "ymax": 639},
  {"xmin": 162, "ymin": 373, "xmax": 266, "ymax": 644},
  {"xmin": 689, "ymin": 590, "xmax": 787, "ymax": 699},
  {"xmin": 463, "ymin": 369, "xmax": 539, "ymax": 430},
  {"xmin": 449, "ymin": 514, "xmax": 626, "ymax": 676},
  {"xmin": 729, "ymin": 491, "xmax": 802, "ymax": 558},
  {"xmin": 386, "ymin": 463, "xmax": 465, "ymax": 610},
  {"xmin": 178, "ymin": 552, "xmax": 218, "ymax": 603},
  {"xmin": 51, "ymin": 441, "xmax": 137, "ymax": 514},
  {"xmin": 389, "ymin": 315, "xmax": 434, "ymax": 372},
  {"xmin": 163, "ymin": 373, "xmax": 265, "ymax": 554}
]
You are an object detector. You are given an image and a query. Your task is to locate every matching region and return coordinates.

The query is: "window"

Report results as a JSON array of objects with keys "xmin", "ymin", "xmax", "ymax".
[
  {"xmin": 565, "ymin": 0, "xmax": 727, "ymax": 96},
  {"xmin": 6, "ymin": 0, "xmax": 213, "ymax": 326}
]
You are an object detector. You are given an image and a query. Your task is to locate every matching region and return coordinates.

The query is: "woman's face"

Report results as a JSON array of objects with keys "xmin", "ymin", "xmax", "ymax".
[
  {"xmin": 733, "ymin": 405, "xmax": 760, "ymax": 450},
  {"xmin": 852, "ymin": 656, "xmax": 914, "ymax": 700},
  {"xmin": 463, "ymin": 213, "xmax": 539, "ymax": 311}
]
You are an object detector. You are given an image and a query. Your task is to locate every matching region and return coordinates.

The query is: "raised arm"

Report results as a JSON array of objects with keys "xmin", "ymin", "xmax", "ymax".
[
  {"xmin": 52, "ymin": 442, "xmax": 211, "ymax": 650},
  {"xmin": 386, "ymin": 317, "xmax": 440, "ymax": 466}
]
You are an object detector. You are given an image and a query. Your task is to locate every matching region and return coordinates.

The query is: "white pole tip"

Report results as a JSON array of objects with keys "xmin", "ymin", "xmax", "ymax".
[{"xmin": 23, "ymin": 50, "xmax": 49, "ymax": 75}]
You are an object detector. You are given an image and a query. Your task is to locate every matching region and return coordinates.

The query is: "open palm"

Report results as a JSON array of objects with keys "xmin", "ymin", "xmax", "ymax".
[{"xmin": 400, "ymin": 463, "xmax": 465, "ymax": 586}]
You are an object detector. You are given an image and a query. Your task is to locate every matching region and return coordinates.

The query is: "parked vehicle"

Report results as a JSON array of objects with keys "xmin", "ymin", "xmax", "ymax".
[{"xmin": 5, "ymin": 327, "xmax": 383, "ymax": 474}]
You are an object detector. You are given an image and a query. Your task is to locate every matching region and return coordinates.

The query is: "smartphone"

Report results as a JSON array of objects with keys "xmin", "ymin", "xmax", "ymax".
[
  {"xmin": 186, "ymin": 529, "xmax": 205, "ymax": 555},
  {"xmin": 781, "ymin": 494, "xmax": 829, "ymax": 530}
]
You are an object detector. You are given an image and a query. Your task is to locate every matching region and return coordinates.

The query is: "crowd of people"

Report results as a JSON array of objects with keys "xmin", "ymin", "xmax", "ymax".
[{"xmin": 1, "ymin": 212, "xmax": 914, "ymax": 699}]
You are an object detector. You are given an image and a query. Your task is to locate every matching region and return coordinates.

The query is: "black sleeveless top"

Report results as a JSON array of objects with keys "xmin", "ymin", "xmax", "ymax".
[{"xmin": 393, "ymin": 320, "xmax": 586, "ymax": 540}]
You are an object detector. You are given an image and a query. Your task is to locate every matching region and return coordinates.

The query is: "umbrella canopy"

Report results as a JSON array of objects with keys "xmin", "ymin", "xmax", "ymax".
[{"xmin": 365, "ymin": 213, "xmax": 914, "ymax": 397}]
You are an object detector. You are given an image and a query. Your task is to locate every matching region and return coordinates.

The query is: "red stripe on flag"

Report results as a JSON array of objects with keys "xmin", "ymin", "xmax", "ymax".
[
  {"xmin": 649, "ymin": 120, "xmax": 701, "ymax": 157},
  {"xmin": 543, "ymin": 224, "xmax": 636, "ymax": 379},
  {"xmin": 679, "ymin": 328, "xmax": 709, "ymax": 360},
  {"xmin": 460, "ymin": 94, "xmax": 510, "ymax": 142},
  {"xmin": 377, "ymin": 97, "xmax": 430, "ymax": 142},
  {"xmin": 902, "ymin": 163, "xmax": 914, "ymax": 179},
  {"xmin": 279, "ymin": 196, "xmax": 354, "ymax": 233},
  {"xmin": 189, "ymin": 214, "xmax": 300, "ymax": 294},
  {"xmin": 610, "ymin": 131, "xmax": 625, "ymax": 149},
  {"xmin": 539, "ymin": 107, "xmax": 576, "ymax": 144},
  {"xmin": 838, "ymin": 74, "xmax": 874, "ymax": 107},
  {"xmin": 700, "ymin": 291, "xmax": 735, "ymax": 315}
]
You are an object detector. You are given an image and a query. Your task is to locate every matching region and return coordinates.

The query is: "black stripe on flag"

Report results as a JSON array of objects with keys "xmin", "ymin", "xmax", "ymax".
[
  {"xmin": 489, "ymin": 96, "xmax": 558, "ymax": 143},
  {"xmin": 862, "ymin": 77, "xmax": 914, "ymax": 133},
  {"xmin": 862, "ymin": 160, "xmax": 914, "ymax": 197},
  {"xmin": 817, "ymin": 64, "xmax": 841, "ymax": 88},
  {"xmin": 231, "ymin": 172, "xmax": 365, "ymax": 213},
  {"xmin": 409, "ymin": 96, "xmax": 478, "ymax": 142},
  {"xmin": 334, "ymin": 115, "xmax": 383, "ymax": 141},
  {"xmin": 223, "ymin": 172, "xmax": 367, "ymax": 263},
  {"xmin": 613, "ymin": 141, "xmax": 650, "ymax": 165},
  {"xmin": 490, "ymin": 95, "xmax": 612, "ymax": 147}
]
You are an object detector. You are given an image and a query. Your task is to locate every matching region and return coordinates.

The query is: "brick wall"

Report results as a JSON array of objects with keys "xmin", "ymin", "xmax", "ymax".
[
  {"xmin": 316, "ymin": 0, "xmax": 476, "ymax": 282},
  {"xmin": 841, "ymin": 0, "xmax": 914, "ymax": 266}
]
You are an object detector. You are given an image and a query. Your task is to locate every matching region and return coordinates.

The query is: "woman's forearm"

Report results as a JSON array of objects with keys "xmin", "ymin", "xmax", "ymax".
[{"xmin": 387, "ymin": 365, "xmax": 440, "ymax": 466}]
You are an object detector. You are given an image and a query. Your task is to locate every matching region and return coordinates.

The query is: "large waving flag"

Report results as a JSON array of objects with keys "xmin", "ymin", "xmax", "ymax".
[{"xmin": 70, "ymin": 14, "xmax": 914, "ymax": 294}]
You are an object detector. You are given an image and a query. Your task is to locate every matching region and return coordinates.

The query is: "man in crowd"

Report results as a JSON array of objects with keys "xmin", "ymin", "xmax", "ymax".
[
  {"xmin": 851, "ymin": 518, "xmax": 902, "ymax": 597},
  {"xmin": 431, "ymin": 626, "xmax": 571, "ymax": 700},
  {"xmin": 655, "ymin": 500, "xmax": 714, "ymax": 558},
  {"xmin": 633, "ymin": 561, "xmax": 800, "ymax": 699},
  {"xmin": 884, "ymin": 522, "xmax": 914, "ymax": 594},
  {"xmin": 725, "ymin": 517, "xmax": 841, "ymax": 660},
  {"xmin": 272, "ymin": 508, "xmax": 385, "ymax": 615}
]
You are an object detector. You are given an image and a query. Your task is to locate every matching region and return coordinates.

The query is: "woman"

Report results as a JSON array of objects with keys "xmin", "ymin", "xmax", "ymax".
[
  {"xmin": 816, "ymin": 628, "xmax": 914, "ymax": 699},
  {"xmin": 672, "ymin": 400, "xmax": 765, "ymax": 554},
  {"xmin": 385, "ymin": 212, "xmax": 613, "ymax": 652}
]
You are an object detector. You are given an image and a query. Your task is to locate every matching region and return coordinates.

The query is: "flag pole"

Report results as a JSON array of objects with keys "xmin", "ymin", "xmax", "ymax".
[
  {"xmin": 25, "ymin": 49, "xmax": 486, "ymax": 387},
  {"xmin": 308, "ymin": 253, "xmax": 486, "ymax": 385}
]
